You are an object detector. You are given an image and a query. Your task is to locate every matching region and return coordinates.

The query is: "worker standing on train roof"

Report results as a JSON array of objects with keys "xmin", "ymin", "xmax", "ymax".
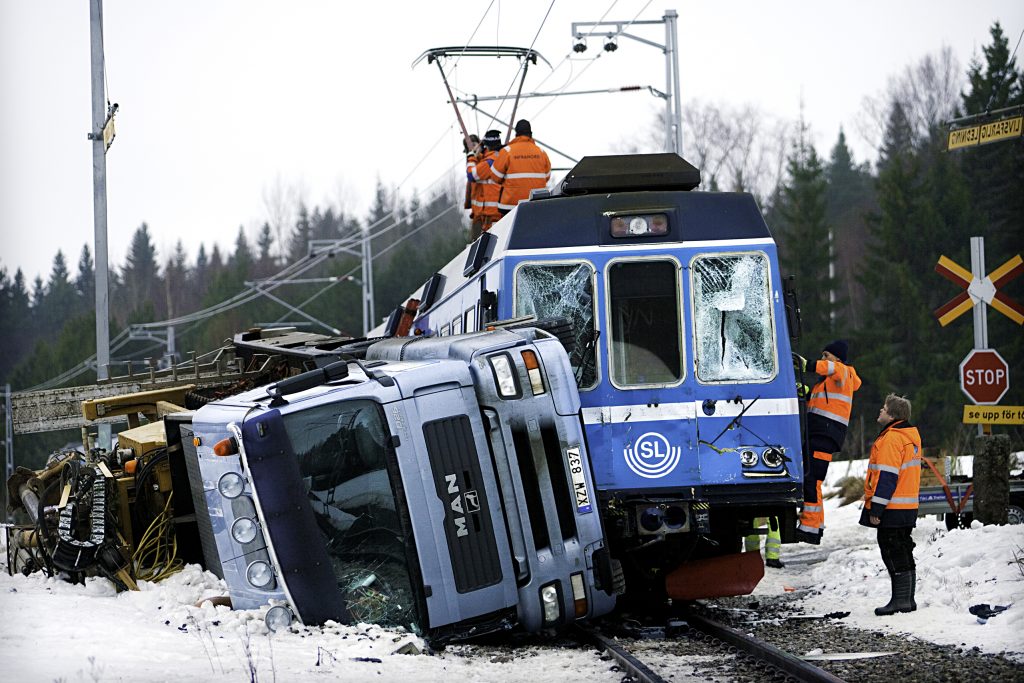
[
  {"xmin": 463, "ymin": 134, "xmax": 481, "ymax": 226},
  {"xmin": 795, "ymin": 339, "xmax": 862, "ymax": 544},
  {"xmin": 490, "ymin": 119, "xmax": 551, "ymax": 214},
  {"xmin": 467, "ymin": 130, "xmax": 503, "ymax": 241}
]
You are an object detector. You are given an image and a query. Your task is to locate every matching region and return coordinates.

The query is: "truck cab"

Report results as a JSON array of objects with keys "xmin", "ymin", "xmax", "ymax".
[{"xmin": 183, "ymin": 327, "xmax": 615, "ymax": 642}]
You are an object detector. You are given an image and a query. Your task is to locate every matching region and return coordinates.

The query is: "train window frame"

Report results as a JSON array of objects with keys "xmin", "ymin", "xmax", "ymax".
[
  {"xmin": 688, "ymin": 250, "xmax": 779, "ymax": 385},
  {"xmin": 451, "ymin": 314, "xmax": 463, "ymax": 336},
  {"xmin": 440, "ymin": 323, "xmax": 451, "ymax": 337},
  {"xmin": 512, "ymin": 259, "xmax": 601, "ymax": 391},
  {"xmin": 603, "ymin": 255, "xmax": 685, "ymax": 390},
  {"xmin": 464, "ymin": 305, "xmax": 477, "ymax": 333}
]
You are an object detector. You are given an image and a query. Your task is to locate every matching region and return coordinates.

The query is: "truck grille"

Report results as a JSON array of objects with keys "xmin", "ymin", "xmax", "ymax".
[{"xmin": 423, "ymin": 415, "xmax": 502, "ymax": 593}]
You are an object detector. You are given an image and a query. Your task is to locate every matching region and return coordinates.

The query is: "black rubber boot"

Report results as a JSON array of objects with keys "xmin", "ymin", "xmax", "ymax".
[
  {"xmin": 909, "ymin": 569, "xmax": 917, "ymax": 611},
  {"xmin": 875, "ymin": 571, "xmax": 916, "ymax": 615}
]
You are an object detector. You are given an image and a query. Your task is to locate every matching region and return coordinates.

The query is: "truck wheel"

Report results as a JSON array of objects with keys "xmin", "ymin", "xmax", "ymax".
[
  {"xmin": 944, "ymin": 512, "xmax": 974, "ymax": 530},
  {"xmin": 1007, "ymin": 505, "xmax": 1024, "ymax": 525}
]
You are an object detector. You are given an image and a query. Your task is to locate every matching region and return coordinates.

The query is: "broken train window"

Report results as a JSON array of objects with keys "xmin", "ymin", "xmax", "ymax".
[
  {"xmin": 691, "ymin": 252, "xmax": 776, "ymax": 382},
  {"xmin": 514, "ymin": 261, "xmax": 598, "ymax": 389}
]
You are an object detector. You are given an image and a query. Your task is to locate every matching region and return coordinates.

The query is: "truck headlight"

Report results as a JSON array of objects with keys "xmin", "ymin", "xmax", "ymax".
[
  {"xmin": 265, "ymin": 605, "xmax": 293, "ymax": 632},
  {"xmin": 488, "ymin": 354, "xmax": 519, "ymax": 398},
  {"xmin": 246, "ymin": 560, "xmax": 275, "ymax": 589},
  {"xmin": 540, "ymin": 582, "xmax": 561, "ymax": 625},
  {"xmin": 570, "ymin": 572, "xmax": 588, "ymax": 618},
  {"xmin": 218, "ymin": 472, "xmax": 245, "ymax": 499},
  {"xmin": 231, "ymin": 517, "xmax": 259, "ymax": 544}
]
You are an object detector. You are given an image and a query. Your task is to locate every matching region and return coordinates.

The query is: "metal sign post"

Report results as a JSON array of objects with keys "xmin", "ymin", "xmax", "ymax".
[{"xmin": 935, "ymin": 237, "xmax": 1023, "ymax": 434}]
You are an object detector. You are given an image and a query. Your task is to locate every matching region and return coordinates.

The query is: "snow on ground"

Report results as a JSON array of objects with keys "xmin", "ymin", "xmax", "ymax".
[{"xmin": 2, "ymin": 458, "xmax": 1022, "ymax": 681}]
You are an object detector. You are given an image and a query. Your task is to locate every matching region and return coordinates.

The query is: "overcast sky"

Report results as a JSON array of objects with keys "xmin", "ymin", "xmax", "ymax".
[{"xmin": 1, "ymin": 1, "xmax": 1021, "ymax": 284}]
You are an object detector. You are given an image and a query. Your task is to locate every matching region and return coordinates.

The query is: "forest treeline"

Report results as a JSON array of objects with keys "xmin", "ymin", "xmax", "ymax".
[{"xmin": 1, "ymin": 24, "xmax": 1021, "ymax": 464}]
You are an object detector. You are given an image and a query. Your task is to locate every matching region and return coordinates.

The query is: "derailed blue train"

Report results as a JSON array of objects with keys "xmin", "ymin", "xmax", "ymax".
[{"xmin": 384, "ymin": 153, "xmax": 806, "ymax": 598}]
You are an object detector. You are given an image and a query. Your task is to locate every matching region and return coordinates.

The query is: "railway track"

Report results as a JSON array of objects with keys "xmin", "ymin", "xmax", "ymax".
[{"xmin": 577, "ymin": 610, "xmax": 847, "ymax": 683}]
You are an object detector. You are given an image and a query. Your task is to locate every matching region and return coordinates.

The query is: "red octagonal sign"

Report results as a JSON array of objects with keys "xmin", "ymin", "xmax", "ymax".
[{"xmin": 960, "ymin": 349, "xmax": 1010, "ymax": 405}]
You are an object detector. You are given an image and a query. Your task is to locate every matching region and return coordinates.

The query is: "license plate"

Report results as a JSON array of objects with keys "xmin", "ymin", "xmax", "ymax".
[{"xmin": 566, "ymin": 446, "xmax": 592, "ymax": 514}]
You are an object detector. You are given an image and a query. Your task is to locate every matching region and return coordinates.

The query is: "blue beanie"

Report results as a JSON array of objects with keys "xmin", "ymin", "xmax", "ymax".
[{"xmin": 823, "ymin": 340, "xmax": 848, "ymax": 363}]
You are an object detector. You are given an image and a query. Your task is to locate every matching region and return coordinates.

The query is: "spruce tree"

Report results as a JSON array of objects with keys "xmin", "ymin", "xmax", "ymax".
[{"xmin": 773, "ymin": 133, "xmax": 836, "ymax": 354}]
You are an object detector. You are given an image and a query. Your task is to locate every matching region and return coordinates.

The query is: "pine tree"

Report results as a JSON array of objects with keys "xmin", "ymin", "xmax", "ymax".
[
  {"xmin": 825, "ymin": 129, "xmax": 876, "ymax": 329},
  {"xmin": 772, "ymin": 132, "xmax": 836, "ymax": 353},
  {"xmin": 256, "ymin": 222, "xmax": 275, "ymax": 277},
  {"xmin": 118, "ymin": 223, "xmax": 163, "ymax": 318},
  {"xmin": 75, "ymin": 244, "xmax": 95, "ymax": 308}
]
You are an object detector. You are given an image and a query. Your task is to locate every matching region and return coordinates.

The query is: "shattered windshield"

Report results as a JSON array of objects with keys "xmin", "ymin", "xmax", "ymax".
[
  {"xmin": 282, "ymin": 400, "xmax": 420, "ymax": 632},
  {"xmin": 608, "ymin": 259, "xmax": 682, "ymax": 387},
  {"xmin": 514, "ymin": 262, "xmax": 598, "ymax": 388},
  {"xmin": 691, "ymin": 253, "xmax": 776, "ymax": 382}
]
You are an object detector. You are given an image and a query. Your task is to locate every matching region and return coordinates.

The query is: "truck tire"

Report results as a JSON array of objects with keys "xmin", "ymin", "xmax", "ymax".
[
  {"xmin": 945, "ymin": 512, "xmax": 974, "ymax": 530},
  {"xmin": 1006, "ymin": 505, "xmax": 1024, "ymax": 525}
]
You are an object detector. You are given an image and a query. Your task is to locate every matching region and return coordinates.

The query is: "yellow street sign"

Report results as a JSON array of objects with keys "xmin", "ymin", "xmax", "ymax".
[
  {"xmin": 963, "ymin": 405, "xmax": 1024, "ymax": 425},
  {"xmin": 947, "ymin": 115, "xmax": 1023, "ymax": 151}
]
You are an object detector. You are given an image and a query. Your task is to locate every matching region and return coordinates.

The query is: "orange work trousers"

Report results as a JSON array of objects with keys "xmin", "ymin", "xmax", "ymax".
[{"xmin": 798, "ymin": 450, "xmax": 832, "ymax": 537}]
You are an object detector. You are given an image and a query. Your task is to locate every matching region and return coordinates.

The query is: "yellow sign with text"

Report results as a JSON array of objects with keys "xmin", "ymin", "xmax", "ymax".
[
  {"xmin": 948, "ymin": 116, "xmax": 1023, "ymax": 150},
  {"xmin": 962, "ymin": 405, "xmax": 1024, "ymax": 425}
]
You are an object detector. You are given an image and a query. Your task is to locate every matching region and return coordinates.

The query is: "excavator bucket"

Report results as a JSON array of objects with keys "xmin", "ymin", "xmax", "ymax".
[{"xmin": 665, "ymin": 552, "xmax": 765, "ymax": 601}]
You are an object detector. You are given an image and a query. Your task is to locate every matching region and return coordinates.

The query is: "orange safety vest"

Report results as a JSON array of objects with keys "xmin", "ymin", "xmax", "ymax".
[
  {"xmin": 806, "ymin": 359, "xmax": 861, "ymax": 426},
  {"xmin": 490, "ymin": 135, "xmax": 551, "ymax": 210},
  {"xmin": 469, "ymin": 149, "xmax": 501, "ymax": 220},
  {"xmin": 864, "ymin": 420, "xmax": 921, "ymax": 515}
]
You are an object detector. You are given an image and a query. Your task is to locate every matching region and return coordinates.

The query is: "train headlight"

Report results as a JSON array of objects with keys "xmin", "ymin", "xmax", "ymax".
[
  {"xmin": 231, "ymin": 517, "xmax": 259, "ymax": 544},
  {"xmin": 218, "ymin": 472, "xmax": 245, "ymax": 499},
  {"xmin": 739, "ymin": 449, "xmax": 758, "ymax": 467},
  {"xmin": 488, "ymin": 354, "xmax": 520, "ymax": 398},
  {"xmin": 540, "ymin": 582, "xmax": 561, "ymax": 625},
  {"xmin": 762, "ymin": 447, "xmax": 785, "ymax": 469},
  {"xmin": 265, "ymin": 605, "xmax": 293, "ymax": 632},
  {"xmin": 246, "ymin": 560, "xmax": 275, "ymax": 589},
  {"xmin": 663, "ymin": 505, "xmax": 687, "ymax": 530},
  {"xmin": 639, "ymin": 506, "xmax": 664, "ymax": 532},
  {"xmin": 609, "ymin": 212, "xmax": 669, "ymax": 238}
]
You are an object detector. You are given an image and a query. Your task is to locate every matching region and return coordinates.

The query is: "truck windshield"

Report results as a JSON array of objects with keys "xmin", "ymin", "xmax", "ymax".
[{"xmin": 280, "ymin": 399, "xmax": 421, "ymax": 633}]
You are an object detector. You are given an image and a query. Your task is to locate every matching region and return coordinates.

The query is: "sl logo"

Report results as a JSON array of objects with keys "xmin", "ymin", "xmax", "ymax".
[{"xmin": 624, "ymin": 432, "xmax": 682, "ymax": 479}]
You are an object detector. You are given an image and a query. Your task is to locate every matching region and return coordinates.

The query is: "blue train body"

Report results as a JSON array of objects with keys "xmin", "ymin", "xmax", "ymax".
[{"xmin": 385, "ymin": 154, "xmax": 804, "ymax": 579}]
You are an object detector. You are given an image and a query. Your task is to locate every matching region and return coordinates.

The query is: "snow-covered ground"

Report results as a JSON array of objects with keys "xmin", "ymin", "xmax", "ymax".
[{"xmin": 2, "ymin": 461, "xmax": 1021, "ymax": 681}]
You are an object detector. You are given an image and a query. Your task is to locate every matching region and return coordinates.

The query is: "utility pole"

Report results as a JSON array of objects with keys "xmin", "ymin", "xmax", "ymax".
[
  {"xmin": 89, "ymin": 0, "xmax": 113, "ymax": 449},
  {"xmin": 570, "ymin": 9, "xmax": 683, "ymax": 155}
]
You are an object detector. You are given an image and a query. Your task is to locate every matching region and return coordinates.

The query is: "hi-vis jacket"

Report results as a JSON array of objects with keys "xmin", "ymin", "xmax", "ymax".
[
  {"xmin": 488, "ymin": 135, "xmax": 551, "ymax": 210},
  {"xmin": 467, "ymin": 150, "xmax": 501, "ymax": 220},
  {"xmin": 860, "ymin": 419, "xmax": 922, "ymax": 528},
  {"xmin": 807, "ymin": 359, "xmax": 862, "ymax": 427}
]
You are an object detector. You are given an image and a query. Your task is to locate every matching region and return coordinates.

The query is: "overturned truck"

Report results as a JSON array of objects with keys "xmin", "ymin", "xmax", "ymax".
[{"xmin": 6, "ymin": 325, "xmax": 615, "ymax": 642}]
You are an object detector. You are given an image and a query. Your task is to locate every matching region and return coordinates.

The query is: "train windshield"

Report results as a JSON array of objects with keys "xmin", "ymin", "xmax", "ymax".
[
  {"xmin": 514, "ymin": 261, "xmax": 598, "ymax": 388},
  {"xmin": 281, "ymin": 400, "xmax": 422, "ymax": 632},
  {"xmin": 691, "ymin": 253, "xmax": 776, "ymax": 382},
  {"xmin": 607, "ymin": 259, "xmax": 683, "ymax": 387}
]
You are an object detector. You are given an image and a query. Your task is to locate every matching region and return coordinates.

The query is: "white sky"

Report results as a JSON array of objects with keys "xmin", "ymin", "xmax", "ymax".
[{"xmin": 1, "ymin": 1, "xmax": 1022, "ymax": 284}]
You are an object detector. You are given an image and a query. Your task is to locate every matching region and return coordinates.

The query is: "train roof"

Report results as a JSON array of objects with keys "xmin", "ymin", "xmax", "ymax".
[{"xmin": 382, "ymin": 154, "xmax": 776, "ymax": 333}]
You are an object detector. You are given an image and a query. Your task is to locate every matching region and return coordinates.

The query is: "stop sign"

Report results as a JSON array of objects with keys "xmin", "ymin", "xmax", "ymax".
[{"xmin": 960, "ymin": 349, "xmax": 1010, "ymax": 405}]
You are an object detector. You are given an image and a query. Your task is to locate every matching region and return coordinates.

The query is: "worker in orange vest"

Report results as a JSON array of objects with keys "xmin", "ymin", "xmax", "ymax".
[
  {"xmin": 795, "ymin": 340, "xmax": 862, "ymax": 544},
  {"xmin": 490, "ymin": 119, "xmax": 551, "ymax": 213},
  {"xmin": 860, "ymin": 393, "xmax": 921, "ymax": 615},
  {"xmin": 467, "ymin": 130, "xmax": 503, "ymax": 240},
  {"xmin": 463, "ymin": 133, "xmax": 481, "ymax": 228}
]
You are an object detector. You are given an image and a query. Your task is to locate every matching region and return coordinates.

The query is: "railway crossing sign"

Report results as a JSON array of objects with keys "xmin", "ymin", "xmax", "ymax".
[
  {"xmin": 960, "ymin": 349, "xmax": 1010, "ymax": 405},
  {"xmin": 934, "ymin": 252, "xmax": 1024, "ymax": 327}
]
